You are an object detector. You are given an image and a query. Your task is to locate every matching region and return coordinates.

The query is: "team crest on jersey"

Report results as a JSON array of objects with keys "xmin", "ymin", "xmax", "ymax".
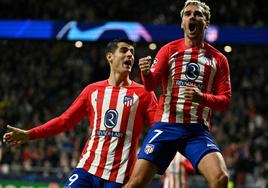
[
  {"xmin": 186, "ymin": 62, "xmax": 200, "ymax": 81},
  {"xmin": 202, "ymin": 56, "xmax": 212, "ymax": 66},
  {"xmin": 144, "ymin": 144, "xmax": 155, "ymax": 154},
  {"xmin": 123, "ymin": 96, "xmax": 134, "ymax": 107},
  {"xmin": 104, "ymin": 109, "xmax": 118, "ymax": 128}
]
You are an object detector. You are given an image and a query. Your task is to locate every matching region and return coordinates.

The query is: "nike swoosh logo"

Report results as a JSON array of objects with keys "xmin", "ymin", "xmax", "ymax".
[{"xmin": 207, "ymin": 144, "xmax": 215, "ymax": 147}]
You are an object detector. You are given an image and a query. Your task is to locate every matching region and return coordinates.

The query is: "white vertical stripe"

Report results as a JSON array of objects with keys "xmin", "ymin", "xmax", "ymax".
[
  {"xmin": 161, "ymin": 52, "xmax": 178, "ymax": 122},
  {"xmin": 161, "ymin": 61, "xmax": 173, "ymax": 122},
  {"xmin": 89, "ymin": 86, "xmax": 113, "ymax": 174},
  {"xmin": 176, "ymin": 49, "xmax": 192, "ymax": 123},
  {"xmin": 116, "ymin": 93, "xmax": 139, "ymax": 183},
  {"xmin": 77, "ymin": 90, "xmax": 98, "ymax": 168},
  {"xmin": 181, "ymin": 167, "xmax": 186, "ymax": 188},
  {"xmin": 189, "ymin": 49, "xmax": 206, "ymax": 123}
]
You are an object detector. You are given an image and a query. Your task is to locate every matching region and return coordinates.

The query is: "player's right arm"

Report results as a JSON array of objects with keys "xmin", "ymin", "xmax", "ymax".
[{"xmin": 4, "ymin": 87, "xmax": 90, "ymax": 145}]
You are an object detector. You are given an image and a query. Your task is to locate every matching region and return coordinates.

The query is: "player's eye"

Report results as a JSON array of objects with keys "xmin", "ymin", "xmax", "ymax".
[
  {"xmin": 194, "ymin": 11, "xmax": 204, "ymax": 17},
  {"xmin": 184, "ymin": 11, "xmax": 191, "ymax": 17},
  {"xmin": 120, "ymin": 47, "xmax": 128, "ymax": 53}
]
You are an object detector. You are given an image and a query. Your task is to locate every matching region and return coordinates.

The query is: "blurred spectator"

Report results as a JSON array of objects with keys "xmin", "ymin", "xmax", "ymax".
[
  {"xmin": 162, "ymin": 152, "xmax": 194, "ymax": 188},
  {"xmin": 0, "ymin": 0, "xmax": 267, "ymax": 26}
]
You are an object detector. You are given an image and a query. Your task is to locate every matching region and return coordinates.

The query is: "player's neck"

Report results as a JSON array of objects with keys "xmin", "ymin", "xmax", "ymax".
[
  {"xmin": 184, "ymin": 37, "xmax": 204, "ymax": 48},
  {"xmin": 108, "ymin": 73, "xmax": 132, "ymax": 86}
]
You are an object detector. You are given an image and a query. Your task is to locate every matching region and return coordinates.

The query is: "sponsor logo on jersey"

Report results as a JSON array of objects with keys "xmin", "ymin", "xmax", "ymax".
[
  {"xmin": 104, "ymin": 109, "xmax": 118, "ymax": 128},
  {"xmin": 175, "ymin": 80, "xmax": 204, "ymax": 90},
  {"xmin": 186, "ymin": 62, "xmax": 200, "ymax": 81},
  {"xmin": 96, "ymin": 130, "xmax": 124, "ymax": 138},
  {"xmin": 144, "ymin": 144, "xmax": 155, "ymax": 154}
]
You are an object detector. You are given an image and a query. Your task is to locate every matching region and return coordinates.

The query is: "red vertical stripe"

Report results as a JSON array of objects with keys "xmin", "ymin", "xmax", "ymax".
[
  {"xmin": 109, "ymin": 89, "xmax": 133, "ymax": 182},
  {"xmin": 79, "ymin": 139, "xmax": 90, "ymax": 160},
  {"xmin": 183, "ymin": 48, "xmax": 199, "ymax": 123},
  {"xmin": 95, "ymin": 87, "xmax": 119, "ymax": 177},
  {"xmin": 83, "ymin": 88, "xmax": 105, "ymax": 170},
  {"xmin": 185, "ymin": 168, "xmax": 189, "ymax": 188},
  {"xmin": 196, "ymin": 67, "xmax": 210, "ymax": 124}
]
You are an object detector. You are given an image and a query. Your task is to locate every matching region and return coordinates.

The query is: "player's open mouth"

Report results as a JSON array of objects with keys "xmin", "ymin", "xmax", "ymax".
[
  {"xmin": 124, "ymin": 60, "xmax": 132, "ymax": 66},
  {"xmin": 189, "ymin": 23, "xmax": 197, "ymax": 33}
]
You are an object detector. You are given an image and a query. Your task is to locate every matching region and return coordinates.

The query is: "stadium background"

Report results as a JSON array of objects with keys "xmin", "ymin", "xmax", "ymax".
[{"xmin": 0, "ymin": 0, "xmax": 267, "ymax": 187}]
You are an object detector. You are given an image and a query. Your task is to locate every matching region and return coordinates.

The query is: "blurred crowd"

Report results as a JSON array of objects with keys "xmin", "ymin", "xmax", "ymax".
[
  {"xmin": 0, "ymin": 40, "xmax": 267, "ymax": 187},
  {"xmin": 0, "ymin": 0, "xmax": 267, "ymax": 27},
  {"xmin": 212, "ymin": 45, "xmax": 268, "ymax": 187},
  {"xmin": 0, "ymin": 40, "xmax": 98, "ymax": 179}
]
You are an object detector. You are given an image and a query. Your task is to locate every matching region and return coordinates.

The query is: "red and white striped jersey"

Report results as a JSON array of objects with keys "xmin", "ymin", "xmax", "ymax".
[
  {"xmin": 142, "ymin": 39, "xmax": 231, "ymax": 127},
  {"xmin": 28, "ymin": 80, "xmax": 157, "ymax": 184},
  {"xmin": 163, "ymin": 153, "xmax": 194, "ymax": 188}
]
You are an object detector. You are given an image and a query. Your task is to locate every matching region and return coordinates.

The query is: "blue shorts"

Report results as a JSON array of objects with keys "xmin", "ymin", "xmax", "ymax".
[
  {"xmin": 64, "ymin": 168, "xmax": 122, "ymax": 188},
  {"xmin": 138, "ymin": 122, "xmax": 220, "ymax": 174}
]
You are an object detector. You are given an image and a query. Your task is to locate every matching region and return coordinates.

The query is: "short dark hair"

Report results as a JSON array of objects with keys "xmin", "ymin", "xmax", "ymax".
[{"xmin": 104, "ymin": 39, "xmax": 135, "ymax": 54}]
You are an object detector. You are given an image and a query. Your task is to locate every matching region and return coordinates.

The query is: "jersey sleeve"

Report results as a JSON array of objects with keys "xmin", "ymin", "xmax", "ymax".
[
  {"xmin": 202, "ymin": 55, "xmax": 232, "ymax": 111},
  {"xmin": 144, "ymin": 91, "xmax": 158, "ymax": 126},
  {"xmin": 28, "ymin": 87, "xmax": 90, "ymax": 139},
  {"xmin": 141, "ymin": 45, "xmax": 169, "ymax": 91}
]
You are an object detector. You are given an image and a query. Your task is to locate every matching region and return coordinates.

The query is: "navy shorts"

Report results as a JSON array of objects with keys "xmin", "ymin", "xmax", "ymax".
[
  {"xmin": 138, "ymin": 122, "xmax": 220, "ymax": 174},
  {"xmin": 64, "ymin": 168, "xmax": 122, "ymax": 188}
]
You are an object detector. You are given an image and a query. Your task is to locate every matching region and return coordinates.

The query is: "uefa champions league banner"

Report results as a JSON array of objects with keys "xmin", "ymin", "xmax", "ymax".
[
  {"xmin": 0, "ymin": 20, "xmax": 267, "ymax": 44},
  {"xmin": 0, "ymin": 20, "xmax": 180, "ymax": 42}
]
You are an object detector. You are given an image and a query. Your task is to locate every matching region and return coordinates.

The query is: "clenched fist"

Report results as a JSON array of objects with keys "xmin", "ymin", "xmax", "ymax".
[{"xmin": 138, "ymin": 56, "xmax": 152, "ymax": 76}]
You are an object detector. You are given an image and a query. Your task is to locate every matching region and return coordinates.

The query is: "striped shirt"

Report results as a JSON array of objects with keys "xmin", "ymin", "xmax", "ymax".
[
  {"xmin": 142, "ymin": 39, "xmax": 231, "ymax": 128},
  {"xmin": 29, "ymin": 80, "xmax": 157, "ymax": 184}
]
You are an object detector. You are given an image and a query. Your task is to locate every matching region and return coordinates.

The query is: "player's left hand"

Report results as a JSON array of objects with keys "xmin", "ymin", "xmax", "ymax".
[
  {"xmin": 184, "ymin": 85, "xmax": 203, "ymax": 103},
  {"xmin": 3, "ymin": 125, "xmax": 29, "ymax": 147}
]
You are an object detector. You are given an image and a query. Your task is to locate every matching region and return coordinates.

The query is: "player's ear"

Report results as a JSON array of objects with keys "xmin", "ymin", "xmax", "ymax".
[
  {"xmin": 106, "ymin": 52, "xmax": 113, "ymax": 62},
  {"xmin": 205, "ymin": 20, "xmax": 210, "ymax": 29}
]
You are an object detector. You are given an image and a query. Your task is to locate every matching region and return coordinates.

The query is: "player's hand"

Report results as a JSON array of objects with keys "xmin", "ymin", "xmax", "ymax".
[
  {"xmin": 138, "ymin": 56, "xmax": 152, "ymax": 76},
  {"xmin": 3, "ymin": 125, "xmax": 29, "ymax": 147},
  {"xmin": 184, "ymin": 85, "xmax": 203, "ymax": 103}
]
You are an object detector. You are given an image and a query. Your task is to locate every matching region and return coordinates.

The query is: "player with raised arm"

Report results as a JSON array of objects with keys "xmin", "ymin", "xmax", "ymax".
[
  {"xmin": 125, "ymin": 0, "xmax": 232, "ymax": 188},
  {"xmin": 4, "ymin": 39, "xmax": 158, "ymax": 188}
]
